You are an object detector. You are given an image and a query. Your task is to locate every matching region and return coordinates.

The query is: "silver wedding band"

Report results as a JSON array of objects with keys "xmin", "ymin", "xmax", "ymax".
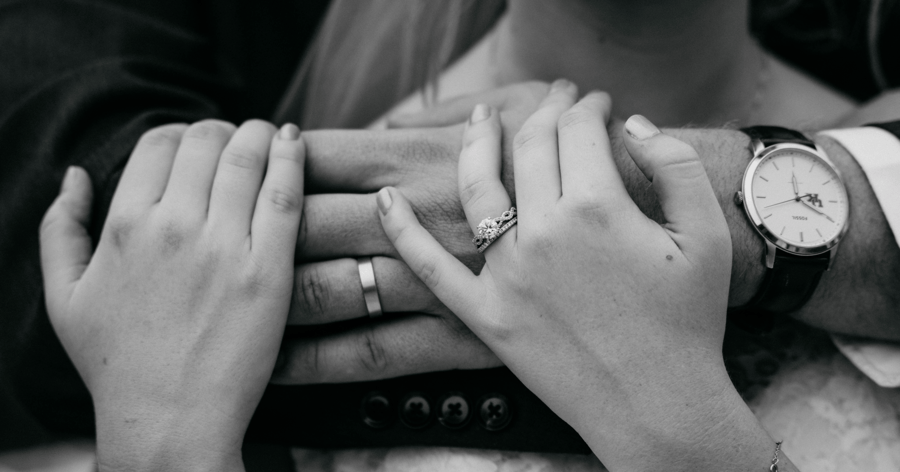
[{"xmin": 357, "ymin": 257, "xmax": 383, "ymax": 318}]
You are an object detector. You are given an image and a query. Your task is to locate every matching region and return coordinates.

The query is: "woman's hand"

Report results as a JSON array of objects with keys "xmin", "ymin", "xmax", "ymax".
[
  {"xmin": 39, "ymin": 120, "xmax": 305, "ymax": 471},
  {"xmin": 378, "ymin": 81, "xmax": 793, "ymax": 471}
]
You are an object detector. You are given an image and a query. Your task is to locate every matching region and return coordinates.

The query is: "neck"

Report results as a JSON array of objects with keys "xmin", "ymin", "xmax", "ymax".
[{"xmin": 494, "ymin": 0, "xmax": 763, "ymax": 126}]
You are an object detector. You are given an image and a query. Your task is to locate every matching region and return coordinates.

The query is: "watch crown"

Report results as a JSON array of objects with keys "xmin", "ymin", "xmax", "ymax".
[{"xmin": 734, "ymin": 191, "xmax": 744, "ymax": 206}]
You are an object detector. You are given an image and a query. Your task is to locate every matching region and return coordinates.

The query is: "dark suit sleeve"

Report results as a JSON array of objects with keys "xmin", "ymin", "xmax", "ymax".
[{"xmin": 0, "ymin": 0, "xmax": 233, "ymax": 440}]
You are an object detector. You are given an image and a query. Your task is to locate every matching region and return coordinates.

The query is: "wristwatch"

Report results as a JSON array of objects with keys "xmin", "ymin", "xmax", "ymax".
[{"xmin": 730, "ymin": 126, "xmax": 850, "ymax": 332}]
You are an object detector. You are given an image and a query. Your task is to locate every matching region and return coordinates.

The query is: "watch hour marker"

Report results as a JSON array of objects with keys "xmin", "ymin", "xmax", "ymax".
[
  {"xmin": 780, "ymin": 226, "xmax": 785, "ymax": 235},
  {"xmin": 764, "ymin": 214, "xmax": 772, "ymax": 219},
  {"xmin": 772, "ymin": 162, "xmax": 780, "ymax": 170},
  {"xmin": 760, "ymin": 176, "xmax": 769, "ymax": 182},
  {"xmin": 816, "ymin": 229, "xmax": 822, "ymax": 237},
  {"xmin": 809, "ymin": 163, "xmax": 815, "ymax": 172},
  {"xmin": 756, "ymin": 196, "xmax": 766, "ymax": 198},
  {"xmin": 829, "ymin": 200, "xmax": 837, "ymax": 203},
  {"xmin": 792, "ymin": 157, "xmax": 795, "ymax": 167},
  {"xmin": 822, "ymin": 179, "xmax": 831, "ymax": 185},
  {"xmin": 800, "ymin": 232, "xmax": 804, "ymax": 242}
]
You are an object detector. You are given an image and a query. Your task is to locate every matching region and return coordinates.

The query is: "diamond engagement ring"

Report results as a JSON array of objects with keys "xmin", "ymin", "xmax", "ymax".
[{"xmin": 472, "ymin": 207, "xmax": 517, "ymax": 253}]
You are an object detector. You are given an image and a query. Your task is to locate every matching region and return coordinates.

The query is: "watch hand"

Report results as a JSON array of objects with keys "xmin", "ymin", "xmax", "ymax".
[
  {"xmin": 764, "ymin": 193, "xmax": 813, "ymax": 209},
  {"xmin": 799, "ymin": 199, "xmax": 835, "ymax": 222}
]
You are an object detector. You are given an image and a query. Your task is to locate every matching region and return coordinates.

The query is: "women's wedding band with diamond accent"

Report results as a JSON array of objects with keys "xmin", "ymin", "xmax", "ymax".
[{"xmin": 472, "ymin": 207, "xmax": 517, "ymax": 254}]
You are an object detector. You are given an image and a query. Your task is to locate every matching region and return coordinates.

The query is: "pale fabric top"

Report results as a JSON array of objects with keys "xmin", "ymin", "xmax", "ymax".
[{"xmin": 819, "ymin": 127, "xmax": 900, "ymax": 388}]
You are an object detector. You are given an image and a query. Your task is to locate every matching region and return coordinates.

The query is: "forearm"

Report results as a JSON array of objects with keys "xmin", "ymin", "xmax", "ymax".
[
  {"xmin": 608, "ymin": 121, "xmax": 900, "ymax": 340},
  {"xmin": 573, "ymin": 361, "xmax": 800, "ymax": 472}
]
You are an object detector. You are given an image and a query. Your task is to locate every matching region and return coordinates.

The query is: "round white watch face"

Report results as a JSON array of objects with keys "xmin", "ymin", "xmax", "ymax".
[{"xmin": 748, "ymin": 148, "xmax": 849, "ymax": 251}]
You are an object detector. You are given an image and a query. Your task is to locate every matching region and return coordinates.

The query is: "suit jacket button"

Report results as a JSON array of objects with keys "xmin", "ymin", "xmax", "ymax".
[
  {"xmin": 360, "ymin": 391, "xmax": 393, "ymax": 429},
  {"xmin": 436, "ymin": 392, "xmax": 470, "ymax": 429},
  {"xmin": 477, "ymin": 393, "xmax": 512, "ymax": 431},
  {"xmin": 399, "ymin": 392, "xmax": 431, "ymax": 429}
]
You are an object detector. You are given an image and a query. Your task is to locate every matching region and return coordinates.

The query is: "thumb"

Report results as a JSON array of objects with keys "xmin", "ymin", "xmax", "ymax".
[
  {"xmin": 39, "ymin": 166, "xmax": 95, "ymax": 317},
  {"xmin": 622, "ymin": 115, "xmax": 729, "ymax": 247}
]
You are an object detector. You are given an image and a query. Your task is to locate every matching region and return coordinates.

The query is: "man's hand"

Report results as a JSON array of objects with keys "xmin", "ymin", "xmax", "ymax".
[
  {"xmin": 276, "ymin": 83, "xmax": 551, "ymax": 383},
  {"xmin": 276, "ymin": 82, "xmax": 900, "ymax": 385}
]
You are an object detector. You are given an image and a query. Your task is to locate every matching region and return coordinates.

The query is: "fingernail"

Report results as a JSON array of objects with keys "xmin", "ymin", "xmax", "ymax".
[
  {"xmin": 470, "ymin": 104, "xmax": 490, "ymax": 124},
  {"xmin": 279, "ymin": 123, "xmax": 300, "ymax": 140},
  {"xmin": 550, "ymin": 79, "xmax": 572, "ymax": 93},
  {"xmin": 624, "ymin": 114, "xmax": 660, "ymax": 140},
  {"xmin": 61, "ymin": 166, "xmax": 77, "ymax": 192},
  {"xmin": 377, "ymin": 188, "xmax": 393, "ymax": 215}
]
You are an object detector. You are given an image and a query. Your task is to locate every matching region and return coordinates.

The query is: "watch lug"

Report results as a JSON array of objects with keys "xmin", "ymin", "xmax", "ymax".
[
  {"xmin": 749, "ymin": 138, "xmax": 767, "ymax": 155},
  {"xmin": 764, "ymin": 240, "xmax": 777, "ymax": 269},
  {"xmin": 826, "ymin": 244, "xmax": 839, "ymax": 270}
]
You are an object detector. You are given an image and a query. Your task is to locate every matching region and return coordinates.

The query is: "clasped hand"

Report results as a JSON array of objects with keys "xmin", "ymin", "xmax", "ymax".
[{"xmin": 377, "ymin": 80, "xmax": 741, "ymax": 470}]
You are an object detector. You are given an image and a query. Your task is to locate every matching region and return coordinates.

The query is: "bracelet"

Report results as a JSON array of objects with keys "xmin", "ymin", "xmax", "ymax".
[{"xmin": 770, "ymin": 440, "xmax": 783, "ymax": 471}]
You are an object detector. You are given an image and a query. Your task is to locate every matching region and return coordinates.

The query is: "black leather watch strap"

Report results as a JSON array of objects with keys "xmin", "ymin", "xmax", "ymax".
[
  {"xmin": 728, "ymin": 251, "xmax": 830, "ymax": 333},
  {"xmin": 741, "ymin": 125, "xmax": 816, "ymax": 148},
  {"xmin": 731, "ymin": 125, "xmax": 831, "ymax": 333}
]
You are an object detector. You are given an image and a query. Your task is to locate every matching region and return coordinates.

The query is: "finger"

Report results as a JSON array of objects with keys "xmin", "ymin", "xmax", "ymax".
[
  {"xmin": 251, "ymin": 123, "xmax": 305, "ymax": 258},
  {"xmin": 39, "ymin": 167, "xmax": 94, "ymax": 317},
  {"xmin": 458, "ymin": 104, "xmax": 515, "ymax": 260},
  {"xmin": 622, "ymin": 115, "xmax": 727, "ymax": 245},
  {"xmin": 288, "ymin": 256, "xmax": 440, "ymax": 325},
  {"xmin": 272, "ymin": 314, "xmax": 501, "ymax": 384},
  {"xmin": 302, "ymin": 128, "xmax": 429, "ymax": 193},
  {"xmin": 376, "ymin": 187, "xmax": 482, "ymax": 319},
  {"xmin": 161, "ymin": 120, "xmax": 236, "ymax": 218},
  {"xmin": 557, "ymin": 92, "xmax": 628, "ymax": 201},
  {"xmin": 208, "ymin": 120, "xmax": 277, "ymax": 235},
  {"xmin": 109, "ymin": 124, "xmax": 187, "ymax": 214},
  {"xmin": 512, "ymin": 79, "xmax": 577, "ymax": 217},
  {"xmin": 385, "ymin": 81, "xmax": 551, "ymax": 129},
  {"xmin": 296, "ymin": 193, "xmax": 396, "ymax": 261}
]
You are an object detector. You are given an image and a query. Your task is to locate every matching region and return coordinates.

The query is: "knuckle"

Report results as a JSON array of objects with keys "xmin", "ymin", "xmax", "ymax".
[
  {"xmin": 557, "ymin": 108, "xmax": 597, "ymax": 133},
  {"xmin": 461, "ymin": 124, "xmax": 496, "ymax": 149},
  {"xmin": 512, "ymin": 126, "xmax": 544, "ymax": 155},
  {"xmin": 413, "ymin": 254, "xmax": 442, "ymax": 291},
  {"xmin": 263, "ymin": 186, "xmax": 301, "ymax": 214},
  {"xmin": 458, "ymin": 172, "xmax": 496, "ymax": 209},
  {"xmin": 354, "ymin": 329, "xmax": 389, "ymax": 374},
  {"xmin": 294, "ymin": 264, "xmax": 330, "ymax": 317},
  {"xmin": 221, "ymin": 145, "xmax": 262, "ymax": 170},
  {"xmin": 659, "ymin": 157, "xmax": 706, "ymax": 181},
  {"xmin": 475, "ymin": 312, "xmax": 515, "ymax": 343},
  {"xmin": 154, "ymin": 216, "xmax": 189, "ymax": 256},
  {"xmin": 138, "ymin": 124, "xmax": 186, "ymax": 149},
  {"xmin": 278, "ymin": 341, "xmax": 324, "ymax": 383},
  {"xmin": 103, "ymin": 214, "xmax": 137, "ymax": 250},
  {"xmin": 184, "ymin": 120, "xmax": 235, "ymax": 142}
]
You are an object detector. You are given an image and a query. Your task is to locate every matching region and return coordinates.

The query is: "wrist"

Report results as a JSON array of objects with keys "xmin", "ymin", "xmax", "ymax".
[
  {"xmin": 575, "ymin": 360, "xmax": 791, "ymax": 471},
  {"xmin": 609, "ymin": 121, "xmax": 764, "ymax": 306},
  {"xmin": 95, "ymin": 402, "xmax": 245, "ymax": 472}
]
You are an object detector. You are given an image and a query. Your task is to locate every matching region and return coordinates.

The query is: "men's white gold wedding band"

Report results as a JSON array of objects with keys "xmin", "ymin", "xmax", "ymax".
[{"xmin": 357, "ymin": 257, "xmax": 383, "ymax": 318}]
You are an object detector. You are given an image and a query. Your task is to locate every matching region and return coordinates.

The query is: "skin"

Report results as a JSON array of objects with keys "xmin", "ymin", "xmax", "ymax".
[
  {"xmin": 39, "ymin": 120, "xmax": 305, "ymax": 471},
  {"xmin": 377, "ymin": 83, "xmax": 799, "ymax": 471},
  {"xmin": 273, "ymin": 82, "xmax": 900, "ymax": 385},
  {"xmin": 37, "ymin": 85, "xmax": 799, "ymax": 471}
]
